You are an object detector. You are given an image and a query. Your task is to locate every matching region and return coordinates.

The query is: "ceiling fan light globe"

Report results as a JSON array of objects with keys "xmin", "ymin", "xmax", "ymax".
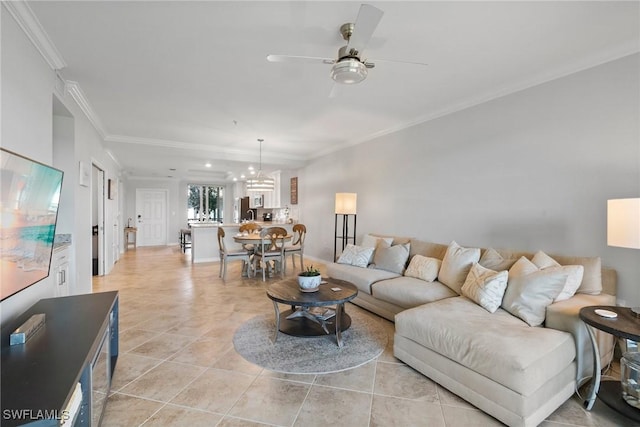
[{"xmin": 330, "ymin": 59, "xmax": 367, "ymax": 85}]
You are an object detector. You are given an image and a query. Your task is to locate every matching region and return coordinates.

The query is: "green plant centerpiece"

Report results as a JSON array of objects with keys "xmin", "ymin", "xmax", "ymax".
[{"xmin": 298, "ymin": 265, "xmax": 322, "ymax": 292}]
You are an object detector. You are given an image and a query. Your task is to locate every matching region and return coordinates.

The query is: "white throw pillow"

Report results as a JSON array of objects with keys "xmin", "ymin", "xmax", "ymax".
[
  {"xmin": 405, "ymin": 255, "xmax": 441, "ymax": 282},
  {"xmin": 509, "ymin": 256, "xmax": 539, "ymax": 278},
  {"xmin": 479, "ymin": 248, "xmax": 518, "ymax": 271},
  {"xmin": 373, "ymin": 243, "xmax": 411, "ymax": 274},
  {"xmin": 461, "ymin": 263, "xmax": 509, "ymax": 313},
  {"xmin": 503, "ymin": 260, "xmax": 568, "ymax": 326},
  {"xmin": 361, "ymin": 234, "xmax": 393, "ymax": 249},
  {"xmin": 439, "ymin": 241, "xmax": 481, "ymax": 294},
  {"xmin": 532, "ymin": 251, "xmax": 585, "ymax": 302},
  {"xmin": 336, "ymin": 244, "xmax": 374, "ymax": 268}
]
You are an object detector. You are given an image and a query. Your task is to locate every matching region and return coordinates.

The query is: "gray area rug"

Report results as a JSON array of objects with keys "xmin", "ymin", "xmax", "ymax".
[{"xmin": 233, "ymin": 310, "xmax": 388, "ymax": 374}]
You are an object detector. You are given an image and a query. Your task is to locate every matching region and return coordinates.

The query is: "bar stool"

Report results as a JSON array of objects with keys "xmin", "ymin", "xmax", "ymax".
[{"xmin": 180, "ymin": 228, "xmax": 192, "ymax": 252}]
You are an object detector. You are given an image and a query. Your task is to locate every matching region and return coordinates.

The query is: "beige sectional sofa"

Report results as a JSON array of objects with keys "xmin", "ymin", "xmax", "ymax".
[{"xmin": 326, "ymin": 235, "xmax": 616, "ymax": 427}]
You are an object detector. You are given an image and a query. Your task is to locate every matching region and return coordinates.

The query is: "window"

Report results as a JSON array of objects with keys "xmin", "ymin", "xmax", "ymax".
[{"xmin": 187, "ymin": 184, "xmax": 224, "ymax": 222}]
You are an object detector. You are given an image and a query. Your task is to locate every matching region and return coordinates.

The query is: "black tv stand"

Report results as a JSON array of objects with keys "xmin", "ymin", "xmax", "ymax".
[{"xmin": 1, "ymin": 291, "xmax": 119, "ymax": 426}]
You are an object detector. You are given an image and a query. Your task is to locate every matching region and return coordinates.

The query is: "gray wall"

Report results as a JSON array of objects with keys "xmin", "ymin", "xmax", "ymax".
[{"xmin": 301, "ymin": 54, "xmax": 640, "ymax": 306}]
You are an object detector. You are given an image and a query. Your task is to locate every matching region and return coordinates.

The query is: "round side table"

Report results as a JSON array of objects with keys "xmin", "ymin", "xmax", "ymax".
[{"xmin": 579, "ymin": 305, "xmax": 640, "ymax": 421}]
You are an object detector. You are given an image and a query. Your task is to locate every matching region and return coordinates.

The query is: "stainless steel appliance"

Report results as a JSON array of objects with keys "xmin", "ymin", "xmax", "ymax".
[{"xmin": 250, "ymin": 194, "xmax": 263, "ymax": 208}]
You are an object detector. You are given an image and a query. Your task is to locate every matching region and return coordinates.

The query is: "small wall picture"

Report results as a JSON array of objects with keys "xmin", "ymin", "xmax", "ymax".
[
  {"xmin": 290, "ymin": 177, "xmax": 298, "ymax": 205},
  {"xmin": 108, "ymin": 179, "xmax": 117, "ymax": 200}
]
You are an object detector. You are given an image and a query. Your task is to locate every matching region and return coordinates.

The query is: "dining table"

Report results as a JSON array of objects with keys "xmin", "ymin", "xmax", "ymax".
[
  {"xmin": 233, "ymin": 232, "xmax": 292, "ymax": 278},
  {"xmin": 233, "ymin": 232, "xmax": 292, "ymax": 245}
]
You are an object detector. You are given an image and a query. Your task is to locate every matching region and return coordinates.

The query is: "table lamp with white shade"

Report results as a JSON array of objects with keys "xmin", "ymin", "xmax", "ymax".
[
  {"xmin": 334, "ymin": 193, "xmax": 357, "ymax": 261},
  {"xmin": 608, "ymin": 198, "xmax": 640, "ymax": 315}
]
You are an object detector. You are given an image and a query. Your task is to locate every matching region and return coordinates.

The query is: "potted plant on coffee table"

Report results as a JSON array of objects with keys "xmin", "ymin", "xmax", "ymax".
[{"xmin": 298, "ymin": 265, "xmax": 322, "ymax": 292}]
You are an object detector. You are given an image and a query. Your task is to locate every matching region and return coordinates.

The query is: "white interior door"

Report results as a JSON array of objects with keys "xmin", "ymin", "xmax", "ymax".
[{"xmin": 135, "ymin": 189, "xmax": 168, "ymax": 246}]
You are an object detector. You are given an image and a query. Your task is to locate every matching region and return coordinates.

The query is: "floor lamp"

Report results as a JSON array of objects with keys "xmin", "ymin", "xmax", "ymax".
[
  {"xmin": 607, "ymin": 198, "xmax": 640, "ymax": 314},
  {"xmin": 334, "ymin": 193, "xmax": 357, "ymax": 261}
]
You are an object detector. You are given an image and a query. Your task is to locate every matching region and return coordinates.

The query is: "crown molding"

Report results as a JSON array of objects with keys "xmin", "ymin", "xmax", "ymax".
[
  {"xmin": 65, "ymin": 81, "xmax": 108, "ymax": 139},
  {"xmin": 3, "ymin": 1, "xmax": 66, "ymax": 70},
  {"xmin": 314, "ymin": 47, "xmax": 640, "ymax": 160},
  {"xmin": 104, "ymin": 134, "xmax": 306, "ymax": 163}
]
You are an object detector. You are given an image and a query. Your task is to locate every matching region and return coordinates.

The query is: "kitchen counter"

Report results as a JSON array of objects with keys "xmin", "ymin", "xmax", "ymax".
[
  {"xmin": 189, "ymin": 221, "xmax": 292, "ymax": 228},
  {"xmin": 189, "ymin": 222, "xmax": 294, "ymax": 263}
]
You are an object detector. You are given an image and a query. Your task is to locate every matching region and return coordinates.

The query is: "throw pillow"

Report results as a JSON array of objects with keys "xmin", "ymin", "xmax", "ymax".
[
  {"xmin": 508, "ymin": 256, "xmax": 539, "ymax": 278},
  {"xmin": 531, "ymin": 250, "xmax": 560, "ymax": 269},
  {"xmin": 461, "ymin": 263, "xmax": 509, "ymax": 313},
  {"xmin": 532, "ymin": 251, "xmax": 585, "ymax": 302},
  {"xmin": 373, "ymin": 243, "xmax": 411, "ymax": 274},
  {"xmin": 336, "ymin": 244, "xmax": 374, "ymax": 268},
  {"xmin": 502, "ymin": 267, "xmax": 568, "ymax": 326},
  {"xmin": 479, "ymin": 248, "xmax": 518, "ymax": 271},
  {"xmin": 404, "ymin": 255, "xmax": 441, "ymax": 282},
  {"xmin": 438, "ymin": 241, "xmax": 481, "ymax": 294},
  {"xmin": 361, "ymin": 234, "xmax": 393, "ymax": 265},
  {"xmin": 361, "ymin": 234, "xmax": 394, "ymax": 249}
]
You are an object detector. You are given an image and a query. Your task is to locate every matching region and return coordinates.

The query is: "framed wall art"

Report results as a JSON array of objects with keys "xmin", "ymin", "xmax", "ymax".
[{"xmin": 290, "ymin": 177, "xmax": 298, "ymax": 205}]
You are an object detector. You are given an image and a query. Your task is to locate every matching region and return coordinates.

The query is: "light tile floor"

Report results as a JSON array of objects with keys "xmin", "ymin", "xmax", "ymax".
[{"xmin": 93, "ymin": 246, "xmax": 636, "ymax": 427}]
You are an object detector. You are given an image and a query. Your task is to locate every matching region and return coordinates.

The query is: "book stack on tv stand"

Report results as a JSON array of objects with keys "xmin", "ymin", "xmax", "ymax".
[{"xmin": 1, "ymin": 291, "xmax": 119, "ymax": 426}]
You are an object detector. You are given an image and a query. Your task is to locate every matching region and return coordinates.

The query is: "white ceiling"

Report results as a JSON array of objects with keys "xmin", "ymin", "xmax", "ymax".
[{"xmin": 26, "ymin": 1, "xmax": 640, "ymax": 181}]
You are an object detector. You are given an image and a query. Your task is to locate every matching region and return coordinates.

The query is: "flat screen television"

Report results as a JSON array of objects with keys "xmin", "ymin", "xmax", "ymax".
[{"xmin": 0, "ymin": 148, "xmax": 64, "ymax": 301}]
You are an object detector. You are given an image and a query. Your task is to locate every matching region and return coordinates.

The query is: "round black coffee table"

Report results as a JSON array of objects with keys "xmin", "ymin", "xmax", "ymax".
[
  {"xmin": 266, "ymin": 278, "xmax": 358, "ymax": 347},
  {"xmin": 580, "ymin": 305, "xmax": 640, "ymax": 421}
]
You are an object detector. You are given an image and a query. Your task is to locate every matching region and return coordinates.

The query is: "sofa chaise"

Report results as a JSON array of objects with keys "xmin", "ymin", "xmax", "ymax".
[{"xmin": 326, "ymin": 235, "xmax": 616, "ymax": 427}]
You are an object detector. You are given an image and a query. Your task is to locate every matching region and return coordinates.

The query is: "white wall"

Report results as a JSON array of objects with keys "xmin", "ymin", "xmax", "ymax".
[
  {"xmin": 302, "ymin": 54, "xmax": 640, "ymax": 306},
  {"xmin": 1, "ymin": 7, "xmax": 122, "ymax": 324},
  {"xmin": 1, "ymin": 7, "xmax": 57, "ymax": 323}
]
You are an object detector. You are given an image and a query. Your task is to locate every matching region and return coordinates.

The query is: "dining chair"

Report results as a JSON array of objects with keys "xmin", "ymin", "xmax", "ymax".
[
  {"xmin": 253, "ymin": 227, "xmax": 287, "ymax": 281},
  {"xmin": 284, "ymin": 224, "xmax": 306, "ymax": 274},
  {"xmin": 238, "ymin": 222, "xmax": 262, "ymax": 253},
  {"xmin": 217, "ymin": 227, "xmax": 251, "ymax": 280}
]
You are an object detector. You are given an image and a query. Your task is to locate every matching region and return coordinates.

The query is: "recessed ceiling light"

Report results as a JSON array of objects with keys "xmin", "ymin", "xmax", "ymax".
[
  {"xmin": 240, "ymin": 174, "xmax": 246, "ymax": 179},
  {"xmin": 248, "ymin": 165, "xmax": 254, "ymax": 170},
  {"xmin": 249, "ymin": 170, "xmax": 255, "ymax": 175},
  {"xmin": 233, "ymin": 177, "xmax": 237, "ymax": 181},
  {"xmin": 205, "ymin": 163, "xmax": 212, "ymax": 168}
]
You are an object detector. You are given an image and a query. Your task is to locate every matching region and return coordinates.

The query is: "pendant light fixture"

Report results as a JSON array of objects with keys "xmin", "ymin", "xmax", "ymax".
[{"xmin": 246, "ymin": 138, "xmax": 275, "ymax": 191}]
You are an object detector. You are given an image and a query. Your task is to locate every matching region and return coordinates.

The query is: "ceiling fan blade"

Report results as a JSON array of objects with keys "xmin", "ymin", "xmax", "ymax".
[
  {"xmin": 371, "ymin": 58, "xmax": 429, "ymax": 67},
  {"xmin": 347, "ymin": 4, "xmax": 384, "ymax": 55},
  {"xmin": 328, "ymin": 83, "xmax": 341, "ymax": 98},
  {"xmin": 266, "ymin": 54, "xmax": 335, "ymax": 65}
]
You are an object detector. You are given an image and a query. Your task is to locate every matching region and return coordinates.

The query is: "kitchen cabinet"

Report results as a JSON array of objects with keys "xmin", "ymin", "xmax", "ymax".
[
  {"xmin": 53, "ymin": 245, "xmax": 70, "ymax": 297},
  {"xmin": 263, "ymin": 171, "xmax": 281, "ymax": 209}
]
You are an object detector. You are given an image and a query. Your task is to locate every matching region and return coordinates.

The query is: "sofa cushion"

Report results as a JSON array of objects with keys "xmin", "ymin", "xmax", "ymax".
[
  {"xmin": 336, "ymin": 244, "xmax": 374, "ymax": 268},
  {"xmin": 461, "ymin": 263, "xmax": 508, "ymax": 313},
  {"xmin": 371, "ymin": 276, "xmax": 457, "ymax": 309},
  {"xmin": 326, "ymin": 262, "xmax": 400, "ymax": 295},
  {"xmin": 373, "ymin": 243, "xmax": 410, "ymax": 274},
  {"xmin": 439, "ymin": 241, "xmax": 481, "ymax": 294},
  {"xmin": 395, "ymin": 297, "xmax": 576, "ymax": 395},
  {"xmin": 503, "ymin": 257, "xmax": 567, "ymax": 326},
  {"xmin": 405, "ymin": 255, "xmax": 441, "ymax": 282},
  {"xmin": 409, "ymin": 239, "xmax": 448, "ymax": 260}
]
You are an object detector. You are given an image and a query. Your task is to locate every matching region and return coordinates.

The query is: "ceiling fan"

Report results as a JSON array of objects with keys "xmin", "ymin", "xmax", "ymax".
[{"xmin": 267, "ymin": 4, "xmax": 428, "ymax": 86}]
